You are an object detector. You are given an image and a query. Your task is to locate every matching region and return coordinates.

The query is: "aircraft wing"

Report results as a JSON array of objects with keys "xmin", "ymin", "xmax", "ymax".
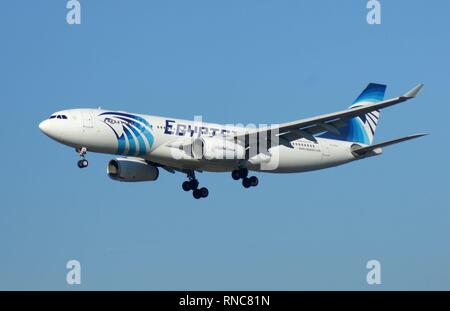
[{"xmin": 233, "ymin": 84, "xmax": 424, "ymax": 144}]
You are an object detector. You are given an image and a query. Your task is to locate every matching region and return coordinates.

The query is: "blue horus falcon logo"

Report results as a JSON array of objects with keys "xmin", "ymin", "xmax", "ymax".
[{"xmin": 99, "ymin": 112, "xmax": 154, "ymax": 156}]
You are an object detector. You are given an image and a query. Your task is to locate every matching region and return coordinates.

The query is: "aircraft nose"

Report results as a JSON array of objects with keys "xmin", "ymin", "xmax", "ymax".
[
  {"xmin": 39, "ymin": 120, "xmax": 50, "ymax": 134},
  {"xmin": 39, "ymin": 119, "xmax": 59, "ymax": 140}
]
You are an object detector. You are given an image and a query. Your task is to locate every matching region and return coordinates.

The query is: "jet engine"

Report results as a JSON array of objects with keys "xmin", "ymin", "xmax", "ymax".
[{"xmin": 107, "ymin": 158, "xmax": 159, "ymax": 182}]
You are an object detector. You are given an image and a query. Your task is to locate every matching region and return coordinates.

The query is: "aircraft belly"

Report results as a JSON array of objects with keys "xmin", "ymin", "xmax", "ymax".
[
  {"xmin": 269, "ymin": 146, "xmax": 324, "ymax": 173},
  {"xmin": 146, "ymin": 140, "xmax": 355, "ymax": 174},
  {"xmin": 147, "ymin": 145, "xmax": 235, "ymax": 172}
]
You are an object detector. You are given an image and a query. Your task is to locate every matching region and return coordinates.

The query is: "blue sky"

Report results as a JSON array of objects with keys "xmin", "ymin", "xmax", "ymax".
[{"xmin": 0, "ymin": 1, "xmax": 449, "ymax": 290}]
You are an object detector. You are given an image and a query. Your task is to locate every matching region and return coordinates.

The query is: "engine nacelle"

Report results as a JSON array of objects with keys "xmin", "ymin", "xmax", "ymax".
[
  {"xmin": 192, "ymin": 136, "xmax": 245, "ymax": 160},
  {"xmin": 107, "ymin": 158, "xmax": 159, "ymax": 182}
]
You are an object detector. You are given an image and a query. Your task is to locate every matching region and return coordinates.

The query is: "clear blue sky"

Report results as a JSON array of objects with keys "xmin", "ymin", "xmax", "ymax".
[{"xmin": 0, "ymin": 1, "xmax": 449, "ymax": 290}]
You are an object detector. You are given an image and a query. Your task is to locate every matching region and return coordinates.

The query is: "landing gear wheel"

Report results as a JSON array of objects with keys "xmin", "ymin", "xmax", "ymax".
[
  {"xmin": 189, "ymin": 179, "xmax": 199, "ymax": 190},
  {"xmin": 193, "ymin": 189, "xmax": 202, "ymax": 199},
  {"xmin": 199, "ymin": 187, "xmax": 209, "ymax": 198},
  {"xmin": 76, "ymin": 147, "xmax": 88, "ymax": 169},
  {"xmin": 184, "ymin": 171, "xmax": 208, "ymax": 199},
  {"xmin": 231, "ymin": 170, "xmax": 241, "ymax": 180},
  {"xmin": 239, "ymin": 168, "xmax": 248, "ymax": 179},
  {"xmin": 249, "ymin": 176, "xmax": 258, "ymax": 187},
  {"xmin": 77, "ymin": 159, "xmax": 88, "ymax": 168},
  {"xmin": 242, "ymin": 177, "xmax": 252, "ymax": 188},
  {"xmin": 182, "ymin": 181, "xmax": 191, "ymax": 191}
]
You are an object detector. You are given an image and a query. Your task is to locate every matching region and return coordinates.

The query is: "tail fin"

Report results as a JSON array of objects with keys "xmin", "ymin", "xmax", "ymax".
[{"xmin": 319, "ymin": 83, "xmax": 386, "ymax": 145}]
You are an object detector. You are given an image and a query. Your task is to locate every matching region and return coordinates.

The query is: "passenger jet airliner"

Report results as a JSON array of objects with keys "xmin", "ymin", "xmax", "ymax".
[{"xmin": 39, "ymin": 83, "xmax": 427, "ymax": 199}]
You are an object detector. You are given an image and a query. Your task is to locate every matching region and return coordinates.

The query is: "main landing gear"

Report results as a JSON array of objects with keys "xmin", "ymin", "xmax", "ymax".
[
  {"xmin": 76, "ymin": 147, "xmax": 89, "ymax": 169},
  {"xmin": 182, "ymin": 172, "xmax": 209, "ymax": 199},
  {"xmin": 231, "ymin": 168, "xmax": 258, "ymax": 189}
]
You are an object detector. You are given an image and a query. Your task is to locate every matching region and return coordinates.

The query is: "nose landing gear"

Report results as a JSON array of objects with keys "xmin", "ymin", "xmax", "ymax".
[
  {"xmin": 231, "ymin": 168, "xmax": 259, "ymax": 189},
  {"xmin": 182, "ymin": 171, "xmax": 209, "ymax": 199},
  {"xmin": 76, "ymin": 147, "xmax": 88, "ymax": 168},
  {"xmin": 77, "ymin": 159, "xmax": 88, "ymax": 168}
]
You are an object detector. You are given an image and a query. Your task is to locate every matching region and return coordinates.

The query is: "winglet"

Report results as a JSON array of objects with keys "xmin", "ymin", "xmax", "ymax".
[{"xmin": 403, "ymin": 84, "xmax": 424, "ymax": 98}]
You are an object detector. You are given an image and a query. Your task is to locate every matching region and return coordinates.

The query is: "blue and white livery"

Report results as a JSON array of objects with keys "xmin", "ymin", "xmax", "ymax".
[{"xmin": 39, "ymin": 83, "xmax": 427, "ymax": 199}]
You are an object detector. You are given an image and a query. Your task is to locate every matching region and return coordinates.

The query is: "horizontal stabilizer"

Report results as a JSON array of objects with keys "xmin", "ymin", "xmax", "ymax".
[{"xmin": 352, "ymin": 133, "xmax": 428, "ymax": 156}]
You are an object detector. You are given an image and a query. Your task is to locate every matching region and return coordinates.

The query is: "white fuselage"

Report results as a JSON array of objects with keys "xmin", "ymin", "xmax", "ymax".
[{"xmin": 39, "ymin": 108, "xmax": 359, "ymax": 173}]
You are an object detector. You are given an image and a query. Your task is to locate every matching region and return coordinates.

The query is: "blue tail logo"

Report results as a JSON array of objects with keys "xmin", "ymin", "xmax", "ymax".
[
  {"xmin": 99, "ymin": 112, "xmax": 154, "ymax": 156},
  {"xmin": 320, "ymin": 83, "xmax": 386, "ymax": 145}
]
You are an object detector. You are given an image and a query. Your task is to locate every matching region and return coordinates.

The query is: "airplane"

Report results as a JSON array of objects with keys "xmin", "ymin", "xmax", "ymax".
[{"xmin": 39, "ymin": 83, "xmax": 427, "ymax": 199}]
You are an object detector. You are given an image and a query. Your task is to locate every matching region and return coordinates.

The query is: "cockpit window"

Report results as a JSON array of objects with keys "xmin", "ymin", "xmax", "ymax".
[{"xmin": 49, "ymin": 114, "xmax": 68, "ymax": 120}]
